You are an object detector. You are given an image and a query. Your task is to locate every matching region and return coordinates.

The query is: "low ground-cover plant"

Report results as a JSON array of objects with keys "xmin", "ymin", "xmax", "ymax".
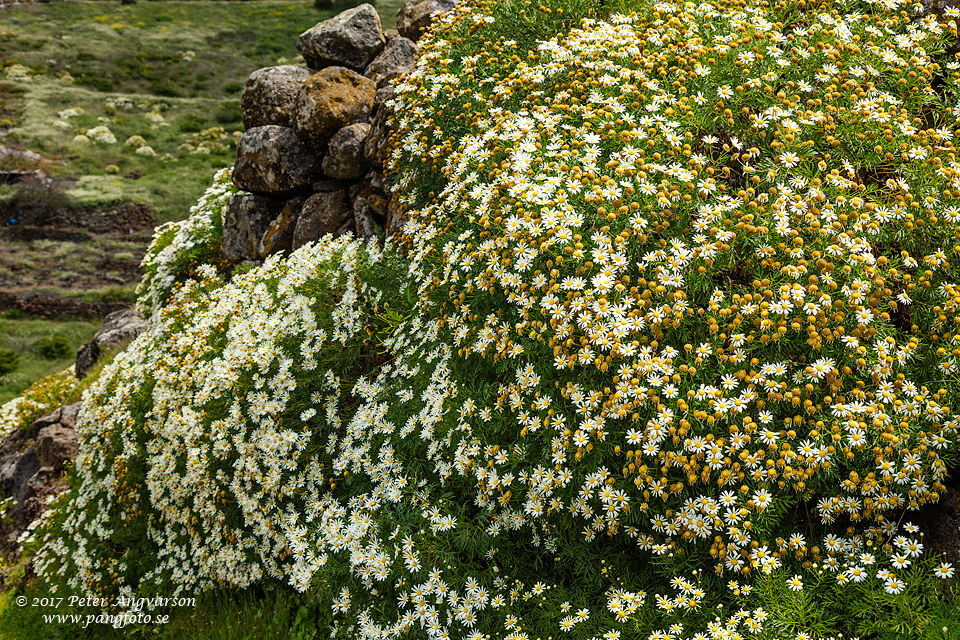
[
  {"xmin": 34, "ymin": 334, "xmax": 72, "ymax": 361},
  {"xmin": 24, "ymin": 0, "xmax": 960, "ymax": 638}
]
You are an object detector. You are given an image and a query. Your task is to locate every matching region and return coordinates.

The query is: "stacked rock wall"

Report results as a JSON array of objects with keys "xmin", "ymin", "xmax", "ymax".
[{"xmin": 224, "ymin": 0, "xmax": 458, "ymax": 264}]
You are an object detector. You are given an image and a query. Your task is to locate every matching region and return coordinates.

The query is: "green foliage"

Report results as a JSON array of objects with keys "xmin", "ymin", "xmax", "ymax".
[
  {"xmin": 14, "ymin": 1, "xmax": 960, "ymax": 640},
  {"xmin": 178, "ymin": 113, "xmax": 206, "ymax": 133},
  {"xmin": 214, "ymin": 99, "xmax": 242, "ymax": 125},
  {"xmin": 0, "ymin": 316, "xmax": 98, "ymax": 406},
  {"xmin": 134, "ymin": 167, "xmax": 239, "ymax": 317},
  {"xmin": 34, "ymin": 334, "xmax": 72, "ymax": 360},
  {"xmin": 0, "ymin": 348, "xmax": 19, "ymax": 375}
]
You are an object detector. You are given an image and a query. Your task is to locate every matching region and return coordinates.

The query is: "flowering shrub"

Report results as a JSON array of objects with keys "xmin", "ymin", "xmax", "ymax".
[
  {"xmin": 32, "ymin": 0, "xmax": 960, "ymax": 637},
  {"xmin": 0, "ymin": 365, "xmax": 81, "ymax": 437},
  {"xmin": 135, "ymin": 167, "xmax": 240, "ymax": 317},
  {"xmin": 36, "ymin": 234, "xmax": 407, "ymax": 601},
  {"xmin": 124, "ymin": 134, "xmax": 147, "ymax": 148}
]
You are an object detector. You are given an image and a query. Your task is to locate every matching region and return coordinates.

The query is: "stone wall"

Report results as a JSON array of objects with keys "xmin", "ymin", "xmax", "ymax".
[{"xmin": 222, "ymin": 0, "xmax": 459, "ymax": 263}]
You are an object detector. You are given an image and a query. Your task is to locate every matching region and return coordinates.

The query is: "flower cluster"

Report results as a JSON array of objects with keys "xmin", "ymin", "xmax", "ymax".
[{"xmin": 32, "ymin": 0, "xmax": 960, "ymax": 637}]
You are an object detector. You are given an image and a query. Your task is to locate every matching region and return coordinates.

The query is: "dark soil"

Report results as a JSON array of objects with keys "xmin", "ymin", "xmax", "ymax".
[{"xmin": 914, "ymin": 469, "xmax": 960, "ymax": 571}]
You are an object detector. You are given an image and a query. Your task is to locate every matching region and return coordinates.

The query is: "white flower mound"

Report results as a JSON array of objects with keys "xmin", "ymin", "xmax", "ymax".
[
  {"xmin": 35, "ymin": 233, "xmax": 396, "ymax": 598},
  {"xmin": 30, "ymin": 0, "xmax": 960, "ymax": 637}
]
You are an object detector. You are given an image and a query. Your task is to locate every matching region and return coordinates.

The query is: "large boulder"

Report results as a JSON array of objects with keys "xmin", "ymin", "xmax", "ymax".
[
  {"xmin": 297, "ymin": 3, "xmax": 386, "ymax": 73},
  {"xmin": 322, "ymin": 123, "xmax": 371, "ymax": 180},
  {"xmin": 395, "ymin": 0, "xmax": 460, "ymax": 43},
  {"xmin": 240, "ymin": 65, "xmax": 314, "ymax": 129},
  {"xmin": 232, "ymin": 126, "xmax": 320, "ymax": 196},
  {"xmin": 259, "ymin": 196, "xmax": 306, "ymax": 259},
  {"xmin": 221, "ymin": 194, "xmax": 286, "ymax": 263},
  {"xmin": 291, "ymin": 190, "xmax": 354, "ymax": 251},
  {"xmin": 75, "ymin": 308, "xmax": 148, "ymax": 379},
  {"xmin": 363, "ymin": 36, "xmax": 418, "ymax": 89},
  {"xmin": 291, "ymin": 67, "xmax": 376, "ymax": 153}
]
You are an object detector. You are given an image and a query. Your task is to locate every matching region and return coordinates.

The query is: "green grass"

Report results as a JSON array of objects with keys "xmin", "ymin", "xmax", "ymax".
[
  {"xmin": 0, "ymin": 576, "xmax": 329, "ymax": 640},
  {"xmin": 0, "ymin": 0, "xmax": 405, "ymax": 224},
  {"xmin": 0, "ymin": 313, "xmax": 99, "ymax": 405}
]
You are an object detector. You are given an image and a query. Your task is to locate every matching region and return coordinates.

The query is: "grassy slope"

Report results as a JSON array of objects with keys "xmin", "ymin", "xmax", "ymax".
[
  {"xmin": 0, "ymin": 0, "xmax": 403, "ymax": 407},
  {"xmin": 0, "ymin": 313, "xmax": 99, "ymax": 406},
  {"xmin": 0, "ymin": 0, "xmax": 403, "ymax": 224}
]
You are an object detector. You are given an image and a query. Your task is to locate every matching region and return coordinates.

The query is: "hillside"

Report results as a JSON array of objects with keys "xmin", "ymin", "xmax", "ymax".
[
  {"xmin": 2, "ymin": 0, "xmax": 960, "ymax": 638},
  {"xmin": 0, "ymin": 0, "xmax": 402, "ymax": 405}
]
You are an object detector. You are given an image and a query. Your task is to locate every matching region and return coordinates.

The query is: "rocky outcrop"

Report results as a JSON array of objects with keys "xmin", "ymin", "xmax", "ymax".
[
  {"xmin": 322, "ymin": 123, "xmax": 371, "ymax": 180},
  {"xmin": 0, "ymin": 402, "xmax": 81, "ymax": 565},
  {"xmin": 364, "ymin": 85, "xmax": 396, "ymax": 168},
  {"xmin": 222, "ymin": 194, "xmax": 287, "ymax": 262},
  {"xmin": 258, "ymin": 196, "xmax": 305, "ymax": 259},
  {"xmin": 75, "ymin": 308, "xmax": 148, "ymax": 379},
  {"xmin": 363, "ymin": 36, "xmax": 418, "ymax": 89},
  {"xmin": 292, "ymin": 190, "xmax": 354, "ymax": 251},
  {"xmin": 241, "ymin": 65, "xmax": 314, "ymax": 129},
  {"xmin": 223, "ymin": 0, "xmax": 462, "ymax": 265}
]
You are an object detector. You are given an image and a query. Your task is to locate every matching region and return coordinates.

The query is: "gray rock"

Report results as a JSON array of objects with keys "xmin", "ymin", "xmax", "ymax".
[
  {"xmin": 353, "ymin": 178, "xmax": 388, "ymax": 226},
  {"xmin": 291, "ymin": 67, "xmax": 376, "ymax": 154},
  {"xmin": 334, "ymin": 219, "xmax": 355, "ymax": 239},
  {"xmin": 354, "ymin": 205, "xmax": 378, "ymax": 240},
  {"xmin": 291, "ymin": 190, "xmax": 353, "ymax": 250},
  {"xmin": 0, "ymin": 442, "xmax": 36, "ymax": 506},
  {"xmin": 297, "ymin": 3, "xmax": 386, "ymax": 72},
  {"xmin": 363, "ymin": 168, "xmax": 391, "ymax": 196},
  {"xmin": 37, "ymin": 425, "xmax": 78, "ymax": 471},
  {"xmin": 385, "ymin": 190, "xmax": 408, "ymax": 240},
  {"xmin": 395, "ymin": 0, "xmax": 460, "ymax": 42},
  {"xmin": 241, "ymin": 65, "xmax": 314, "ymax": 129},
  {"xmin": 363, "ymin": 36, "xmax": 417, "ymax": 89},
  {"xmin": 364, "ymin": 94, "xmax": 394, "ymax": 169},
  {"xmin": 58, "ymin": 402, "xmax": 82, "ymax": 430},
  {"xmin": 222, "ymin": 194, "xmax": 286, "ymax": 263},
  {"xmin": 259, "ymin": 196, "xmax": 306, "ymax": 258},
  {"xmin": 0, "ymin": 401, "xmax": 80, "ymax": 558},
  {"xmin": 233, "ymin": 126, "xmax": 320, "ymax": 196},
  {"xmin": 75, "ymin": 309, "xmax": 147, "ymax": 379},
  {"xmin": 312, "ymin": 178, "xmax": 353, "ymax": 193},
  {"xmin": 322, "ymin": 123, "xmax": 371, "ymax": 180}
]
